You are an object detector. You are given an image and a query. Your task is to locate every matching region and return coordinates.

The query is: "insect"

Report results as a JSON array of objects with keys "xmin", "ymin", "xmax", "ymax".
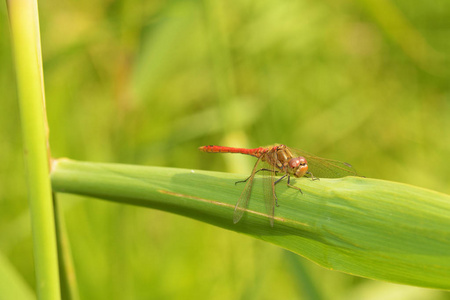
[{"xmin": 199, "ymin": 144, "xmax": 360, "ymax": 226}]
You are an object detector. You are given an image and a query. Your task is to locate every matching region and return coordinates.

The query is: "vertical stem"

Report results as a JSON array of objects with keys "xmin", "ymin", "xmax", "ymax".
[
  {"xmin": 53, "ymin": 195, "xmax": 79, "ymax": 300},
  {"xmin": 7, "ymin": 0, "xmax": 61, "ymax": 299}
]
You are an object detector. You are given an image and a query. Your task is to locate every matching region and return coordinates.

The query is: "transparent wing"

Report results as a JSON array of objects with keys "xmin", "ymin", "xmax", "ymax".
[
  {"xmin": 233, "ymin": 156, "xmax": 264, "ymax": 224},
  {"xmin": 262, "ymin": 151, "xmax": 277, "ymax": 227},
  {"xmin": 290, "ymin": 147, "xmax": 360, "ymax": 178}
]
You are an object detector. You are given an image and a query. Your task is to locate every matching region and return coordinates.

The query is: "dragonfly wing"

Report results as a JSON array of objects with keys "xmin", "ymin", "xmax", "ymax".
[
  {"xmin": 291, "ymin": 148, "xmax": 360, "ymax": 178},
  {"xmin": 233, "ymin": 156, "xmax": 264, "ymax": 224},
  {"xmin": 305, "ymin": 156, "xmax": 359, "ymax": 178},
  {"xmin": 262, "ymin": 152, "xmax": 277, "ymax": 227}
]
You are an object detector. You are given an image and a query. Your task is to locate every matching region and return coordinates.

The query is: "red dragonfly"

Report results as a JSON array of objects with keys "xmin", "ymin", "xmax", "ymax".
[{"xmin": 199, "ymin": 144, "xmax": 360, "ymax": 226}]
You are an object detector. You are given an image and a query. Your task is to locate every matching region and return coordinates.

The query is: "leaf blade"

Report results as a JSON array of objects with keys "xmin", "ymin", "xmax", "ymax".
[{"xmin": 51, "ymin": 159, "xmax": 450, "ymax": 289}]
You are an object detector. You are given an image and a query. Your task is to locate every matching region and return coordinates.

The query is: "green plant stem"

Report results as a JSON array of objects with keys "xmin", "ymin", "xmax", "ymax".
[
  {"xmin": 7, "ymin": 0, "xmax": 61, "ymax": 299},
  {"xmin": 53, "ymin": 195, "xmax": 79, "ymax": 300}
]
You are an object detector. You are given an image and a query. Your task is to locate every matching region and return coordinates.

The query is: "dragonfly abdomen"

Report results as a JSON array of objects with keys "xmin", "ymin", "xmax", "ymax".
[{"xmin": 199, "ymin": 145, "xmax": 268, "ymax": 157}]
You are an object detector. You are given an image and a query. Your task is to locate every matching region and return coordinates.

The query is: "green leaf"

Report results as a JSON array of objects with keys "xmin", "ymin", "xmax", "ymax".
[{"xmin": 51, "ymin": 159, "xmax": 450, "ymax": 289}]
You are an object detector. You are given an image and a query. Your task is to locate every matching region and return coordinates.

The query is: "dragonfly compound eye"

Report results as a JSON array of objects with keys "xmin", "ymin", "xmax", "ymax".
[{"xmin": 289, "ymin": 157, "xmax": 305, "ymax": 168}]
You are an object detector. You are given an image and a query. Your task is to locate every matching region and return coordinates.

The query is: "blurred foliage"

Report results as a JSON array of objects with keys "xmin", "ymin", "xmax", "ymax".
[{"xmin": 1, "ymin": 0, "xmax": 449, "ymax": 299}]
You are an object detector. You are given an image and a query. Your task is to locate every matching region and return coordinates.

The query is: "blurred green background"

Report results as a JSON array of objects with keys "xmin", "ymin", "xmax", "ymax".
[{"xmin": 1, "ymin": 0, "xmax": 449, "ymax": 299}]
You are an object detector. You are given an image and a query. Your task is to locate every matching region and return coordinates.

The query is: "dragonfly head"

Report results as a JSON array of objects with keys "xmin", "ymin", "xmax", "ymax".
[{"xmin": 289, "ymin": 157, "xmax": 308, "ymax": 178}]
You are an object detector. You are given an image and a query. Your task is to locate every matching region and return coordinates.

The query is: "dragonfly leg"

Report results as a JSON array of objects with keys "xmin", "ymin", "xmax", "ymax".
[
  {"xmin": 274, "ymin": 174, "xmax": 287, "ymax": 185},
  {"xmin": 235, "ymin": 168, "xmax": 276, "ymax": 185},
  {"xmin": 273, "ymin": 174, "xmax": 288, "ymax": 207},
  {"xmin": 305, "ymin": 171, "xmax": 320, "ymax": 181},
  {"xmin": 287, "ymin": 174, "xmax": 303, "ymax": 194}
]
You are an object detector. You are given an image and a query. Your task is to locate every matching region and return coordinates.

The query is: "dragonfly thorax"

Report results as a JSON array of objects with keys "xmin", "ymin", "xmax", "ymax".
[{"xmin": 269, "ymin": 145, "xmax": 308, "ymax": 178}]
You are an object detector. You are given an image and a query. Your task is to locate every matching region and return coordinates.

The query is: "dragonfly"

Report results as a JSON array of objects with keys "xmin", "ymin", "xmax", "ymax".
[{"xmin": 199, "ymin": 144, "xmax": 360, "ymax": 226}]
